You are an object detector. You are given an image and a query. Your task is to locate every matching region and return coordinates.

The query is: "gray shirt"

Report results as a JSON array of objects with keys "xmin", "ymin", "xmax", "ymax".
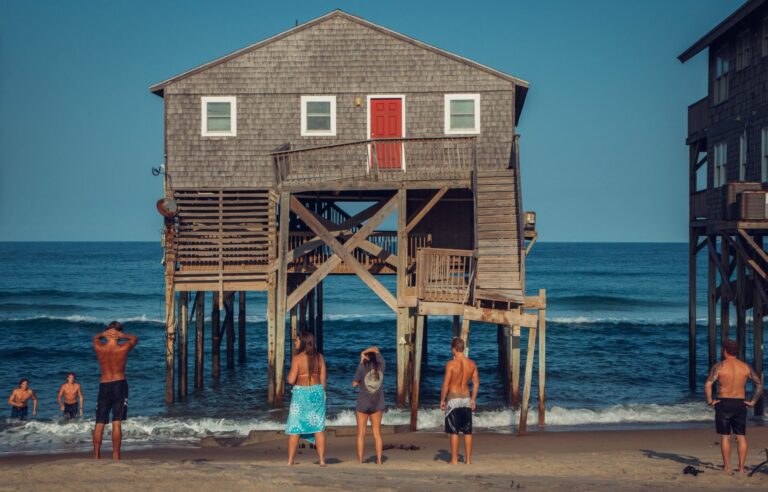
[{"xmin": 353, "ymin": 353, "xmax": 385, "ymax": 413}]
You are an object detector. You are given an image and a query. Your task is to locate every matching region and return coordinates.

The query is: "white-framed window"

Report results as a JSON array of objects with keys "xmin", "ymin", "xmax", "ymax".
[
  {"xmin": 739, "ymin": 131, "xmax": 747, "ymax": 181},
  {"xmin": 300, "ymin": 96, "xmax": 336, "ymax": 136},
  {"xmin": 762, "ymin": 128, "xmax": 768, "ymax": 181},
  {"xmin": 444, "ymin": 94, "xmax": 481, "ymax": 134},
  {"xmin": 736, "ymin": 30, "xmax": 751, "ymax": 70},
  {"xmin": 714, "ymin": 48, "xmax": 730, "ymax": 105},
  {"xmin": 762, "ymin": 17, "xmax": 768, "ymax": 56},
  {"xmin": 713, "ymin": 142, "xmax": 727, "ymax": 188},
  {"xmin": 201, "ymin": 96, "xmax": 236, "ymax": 136}
]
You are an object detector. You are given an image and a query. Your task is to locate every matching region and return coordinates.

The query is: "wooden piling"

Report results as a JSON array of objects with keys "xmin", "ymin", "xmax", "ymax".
[
  {"xmin": 267, "ymin": 274, "xmax": 277, "ymax": 404},
  {"xmin": 721, "ymin": 235, "xmax": 730, "ymax": 347},
  {"xmin": 194, "ymin": 291, "xmax": 204, "ymax": 389},
  {"xmin": 178, "ymin": 292, "xmax": 188, "ymax": 400},
  {"xmin": 756, "ymin": 236, "xmax": 765, "ymax": 417},
  {"xmin": 707, "ymin": 237, "xmax": 717, "ymax": 368},
  {"xmin": 537, "ymin": 289, "xmax": 547, "ymax": 426},
  {"xmin": 211, "ymin": 291, "xmax": 221, "ymax": 379},
  {"xmin": 452, "ymin": 315, "xmax": 460, "ymax": 338},
  {"xmin": 396, "ymin": 189, "xmax": 409, "ymax": 408},
  {"xmin": 299, "ymin": 295, "xmax": 307, "ymax": 332},
  {"xmin": 510, "ymin": 325, "xmax": 521, "ymax": 409},
  {"xmin": 238, "ymin": 291, "xmax": 246, "ymax": 363},
  {"xmin": 290, "ymin": 306, "xmax": 298, "ymax": 357},
  {"xmin": 497, "ymin": 324, "xmax": 507, "ymax": 379},
  {"xmin": 736, "ymin": 241, "xmax": 746, "ymax": 360},
  {"xmin": 421, "ymin": 315, "xmax": 428, "ymax": 367},
  {"xmin": 517, "ymin": 326, "xmax": 537, "ymax": 436},
  {"xmin": 225, "ymin": 292, "xmax": 235, "ymax": 370},
  {"xmin": 163, "ymin": 220, "xmax": 176, "ymax": 404},
  {"xmin": 688, "ymin": 229, "xmax": 697, "ymax": 389},
  {"xmin": 274, "ymin": 192, "xmax": 291, "ymax": 407},
  {"xmin": 460, "ymin": 317, "xmax": 471, "ymax": 352},
  {"xmin": 316, "ymin": 281, "xmax": 324, "ymax": 353},
  {"xmin": 308, "ymin": 286, "xmax": 316, "ymax": 334},
  {"xmin": 410, "ymin": 315, "xmax": 425, "ymax": 431}
]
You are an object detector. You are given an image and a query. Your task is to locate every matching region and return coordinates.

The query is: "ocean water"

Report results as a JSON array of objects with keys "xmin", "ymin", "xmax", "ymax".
[{"xmin": 0, "ymin": 241, "xmax": 762, "ymax": 454}]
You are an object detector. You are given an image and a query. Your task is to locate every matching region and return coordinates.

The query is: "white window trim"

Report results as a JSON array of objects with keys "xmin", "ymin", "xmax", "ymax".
[
  {"xmin": 444, "ymin": 94, "xmax": 481, "ymax": 135},
  {"xmin": 366, "ymin": 95, "xmax": 407, "ymax": 172},
  {"xmin": 300, "ymin": 95, "xmax": 337, "ymax": 136},
  {"xmin": 201, "ymin": 96, "xmax": 236, "ymax": 137}
]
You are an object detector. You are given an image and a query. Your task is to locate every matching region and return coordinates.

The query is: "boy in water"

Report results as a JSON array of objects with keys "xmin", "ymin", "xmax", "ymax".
[
  {"xmin": 440, "ymin": 337, "xmax": 479, "ymax": 465},
  {"xmin": 7, "ymin": 378, "xmax": 38, "ymax": 420},
  {"xmin": 57, "ymin": 372, "xmax": 84, "ymax": 419}
]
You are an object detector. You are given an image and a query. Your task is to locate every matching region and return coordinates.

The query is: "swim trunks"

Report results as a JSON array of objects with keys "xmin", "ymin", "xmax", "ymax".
[
  {"xmin": 715, "ymin": 398, "xmax": 746, "ymax": 435},
  {"xmin": 96, "ymin": 380, "xmax": 128, "ymax": 423},
  {"xmin": 63, "ymin": 402, "xmax": 79, "ymax": 419},
  {"xmin": 10, "ymin": 406, "xmax": 28, "ymax": 420},
  {"xmin": 445, "ymin": 397, "xmax": 472, "ymax": 435}
]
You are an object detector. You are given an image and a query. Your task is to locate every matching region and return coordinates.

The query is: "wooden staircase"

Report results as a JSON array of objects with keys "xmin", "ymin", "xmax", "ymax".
[{"xmin": 473, "ymin": 167, "xmax": 525, "ymax": 303}]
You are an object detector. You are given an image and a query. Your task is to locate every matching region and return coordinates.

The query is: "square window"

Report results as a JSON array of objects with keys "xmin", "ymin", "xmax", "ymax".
[
  {"xmin": 444, "ymin": 94, "xmax": 480, "ymax": 134},
  {"xmin": 301, "ymin": 96, "xmax": 336, "ymax": 136},
  {"xmin": 201, "ymin": 96, "xmax": 236, "ymax": 136}
]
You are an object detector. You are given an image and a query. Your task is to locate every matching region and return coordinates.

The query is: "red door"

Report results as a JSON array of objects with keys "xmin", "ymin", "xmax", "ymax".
[{"xmin": 370, "ymin": 98, "xmax": 403, "ymax": 170}]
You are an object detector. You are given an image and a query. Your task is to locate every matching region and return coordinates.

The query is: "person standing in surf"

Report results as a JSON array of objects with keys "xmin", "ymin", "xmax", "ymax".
[
  {"xmin": 57, "ymin": 372, "xmax": 84, "ymax": 419},
  {"xmin": 705, "ymin": 339, "xmax": 763, "ymax": 475},
  {"xmin": 352, "ymin": 346, "xmax": 385, "ymax": 464},
  {"xmin": 285, "ymin": 331, "xmax": 327, "ymax": 466},
  {"xmin": 440, "ymin": 337, "xmax": 478, "ymax": 465},
  {"xmin": 92, "ymin": 321, "xmax": 138, "ymax": 460},
  {"xmin": 7, "ymin": 378, "xmax": 37, "ymax": 420}
]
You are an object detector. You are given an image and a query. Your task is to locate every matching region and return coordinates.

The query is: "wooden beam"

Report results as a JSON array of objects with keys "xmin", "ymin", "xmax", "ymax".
[
  {"xmin": 755, "ymin": 271, "xmax": 765, "ymax": 416},
  {"xmin": 510, "ymin": 325, "xmax": 521, "ymax": 409},
  {"xmin": 689, "ymin": 228, "xmax": 697, "ymax": 390},
  {"xmin": 396, "ymin": 190, "xmax": 410, "ymax": 407},
  {"xmin": 708, "ymin": 239, "xmax": 735, "ymax": 301},
  {"xmin": 707, "ymin": 237, "xmax": 717, "ymax": 369},
  {"xmin": 460, "ymin": 317, "xmax": 471, "ymax": 354},
  {"xmin": 238, "ymin": 291, "xmax": 246, "ymax": 363},
  {"xmin": 736, "ymin": 238, "xmax": 747, "ymax": 360},
  {"xmin": 452, "ymin": 315, "xmax": 460, "ymax": 338},
  {"xmin": 275, "ymin": 192, "xmax": 291, "ymax": 407},
  {"xmin": 396, "ymin": 308, "xmax": 410, "ymax": 408},
  {"xmin": 406, "ymin": 187, "xmax": 448, "ymax": 233},
  {"xmin": 267, "ymin": 274, "xmax": 277, "ymax": 405},
  {"xmin": 537, "ymin": 290, "xmax": 546, "ymax": 427},
  {"xmin": 418, "ymin": 301, "xmax": 465, "ymax": 316},
  {"xmin": 517, "ymin": 326, "xmax": 537, "ymax": 436},
  {"xmin": 410, "ymin": 315, "xmax": 425, "ymax": 431},
  {"xmin": 178, "ymin": 292, "xmax": 188, "ymax": 401},
  {"xmin": 462, "ymin": 305, "xmax": 538, "ymax": 328},
  {"xmin": 721, "ymin": 235, "xmax": 731, "ymax": 348},
  {"xmin": 194, "ymin": 291, "xmax": 204, "ymax": 389},
  {"xmin": 225, "ymin": 292, "xmax": 235, "ymax": 369},
  {"xmin": 316, "ymin": 280, "xmax": 324, "ymax": 353},
  {"xmin": 738, "ymin": 229, "xmax": 768, "ymax": 266},
  {"xmin": 211, "ymin": 292, "xmax": 221, "ymax": 379}
]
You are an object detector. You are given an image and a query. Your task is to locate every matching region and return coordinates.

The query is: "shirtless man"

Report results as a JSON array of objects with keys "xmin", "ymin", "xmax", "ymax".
[
  {"xmin": 705, "ymin": 339, "xmax": 764, "ymax": 475},
  {"xmin": 92, "ymin": 321, "xmax": 138, "ymax": 460},
  {"xmin": 7, "ymin": 379, "xmax": 37, "ymax": 420},
  {"xmin": 440, "ymin": 337, "xmax": 479, "ymax": 465},
  {"xmin": 57, "ymin": 372, "xmax": 84, "ymax": 419}
]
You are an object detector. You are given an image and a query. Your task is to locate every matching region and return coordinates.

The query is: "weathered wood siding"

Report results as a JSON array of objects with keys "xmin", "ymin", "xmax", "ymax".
[{"xmin": 163, "ymin": 15, "xmax": 517, "ymax": 189}]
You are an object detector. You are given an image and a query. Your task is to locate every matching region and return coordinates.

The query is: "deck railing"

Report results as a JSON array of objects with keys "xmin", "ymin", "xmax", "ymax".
[
  {"xmin": 272, "ymin": 137, "xmax": 475, "ymax": 187},
  {"xmin": 416, "ymin": 248, "xmax": 474, "ymax": 304}
]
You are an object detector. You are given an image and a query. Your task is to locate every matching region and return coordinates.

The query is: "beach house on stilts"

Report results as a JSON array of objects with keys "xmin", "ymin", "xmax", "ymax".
[
  {"xmin": 681, "ymin": 0, "xmax": 766, "ymax": 415},
  {"xmin": 150, "ymin": 10, "xmax": 546, "ymax": 433}
]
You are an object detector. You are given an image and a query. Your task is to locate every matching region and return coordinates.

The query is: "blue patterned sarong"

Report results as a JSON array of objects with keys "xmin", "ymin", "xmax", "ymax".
[{"xmin": 285, "ymin": 384, "xmax": 326, "ymax": 443}]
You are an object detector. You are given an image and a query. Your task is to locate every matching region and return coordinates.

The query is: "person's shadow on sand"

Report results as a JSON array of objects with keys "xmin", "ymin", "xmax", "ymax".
[
  {"xmin": 434, "ymin": 449, "xmax": 464, "ymax": 464},
  {"xmin": 363, "ymin": 455, "xmax": 389, "ymax": 464},
  {"xmin": 641, "ymin": 449, "xmax": 718, "ymax": 470}
]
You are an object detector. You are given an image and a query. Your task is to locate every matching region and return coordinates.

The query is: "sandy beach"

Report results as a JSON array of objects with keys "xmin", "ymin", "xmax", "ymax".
[{"xmin": 1, "ymin": 426, "xmax": 767, "ymax": 491}]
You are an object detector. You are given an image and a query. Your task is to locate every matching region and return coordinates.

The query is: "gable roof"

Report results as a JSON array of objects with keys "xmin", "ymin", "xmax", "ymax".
[
  {"xmin": 148, "ymin": 10, "xmax": 529, "ymax": 121},
  {"xmin": 678, "ymin": 0, "xmax": 765, "ymax": 63}
]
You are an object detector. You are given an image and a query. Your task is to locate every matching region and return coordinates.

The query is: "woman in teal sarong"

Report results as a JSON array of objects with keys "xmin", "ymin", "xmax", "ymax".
[{"xmin": 285, "ymin": 331, "xmax": 327, "ymax": 466}]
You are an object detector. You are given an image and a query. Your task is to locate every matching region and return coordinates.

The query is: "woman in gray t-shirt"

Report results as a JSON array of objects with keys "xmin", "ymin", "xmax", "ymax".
[{"xmin": 352, "ymin": 346, "xmax": 385, "ymax": 464}]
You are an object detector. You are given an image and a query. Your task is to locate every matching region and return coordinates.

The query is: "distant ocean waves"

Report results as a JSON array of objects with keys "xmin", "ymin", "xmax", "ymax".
[{"xmin": 0, "ymin": 402, "xmax": 715, "ymax": 455}]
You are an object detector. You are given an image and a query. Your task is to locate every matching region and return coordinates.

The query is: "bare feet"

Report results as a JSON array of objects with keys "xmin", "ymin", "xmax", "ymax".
[
  {"xmin": 721, "ymin": 467, "xmax": 733, "ymax": 476},
  {"xmin": 319, "ymin": 461, "xmax": 327, "ymax": 467},
  {"xmin": 449, "ymin": 460, "xmax": 458, "ymax": 465},
  {"xmin": 465, "ymin": 459, "xmax": 472, "ymax": 465}
]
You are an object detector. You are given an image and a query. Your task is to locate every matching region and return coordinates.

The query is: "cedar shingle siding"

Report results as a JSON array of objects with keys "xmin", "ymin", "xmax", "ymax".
[{"xmin": 158, "ymin": 13, "xmax": 522, "ymax": 189}]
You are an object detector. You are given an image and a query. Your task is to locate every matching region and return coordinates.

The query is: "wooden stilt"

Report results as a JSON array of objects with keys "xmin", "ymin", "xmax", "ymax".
[
  {"xmin": 195, "ymin": 291, "xmax": 204, "ymax": 389},
  {"xmin": 225, "ymin": 292, "xmax": 235, "ymax": 370},
  {"xmin": 517, "ymin": 326, "xmax": 537, "ymax": 436},
  {"xmin": 299, "ymin": 295, "xmax": 307, "ymax": 332},
  {"xmin": 316, "ymin": 281, "xmax": 324, "ymax": 353},
  {"xmin": 721, "ymin": 235, "xmax": 730, "ymax": 347},
  {"xmin": 410, "ymin": 315, "xmax": 425, "ymax": 431},
  {"xmin": 163, "ymin": 220, "xmax": 176, "ymax": 404},
  {"xmin": 755, "ymin": 273, "xmax": 765, "ymax": 416},
  {"xmin": 689, "ymin": 229, "xmax": 697, "ymax": 389},
  {"xmin": 238, "ymin": 291, "xmax": 246, "ymax": 363},
  {"xmin": 736, "ymin": 239, "xmax": 746, "ymax": 361},
  {"xmin": 421, "ymin": 315, "xmax": 428, "ymax": 368},
  {"xmin": 396, "ymin": 189, "xmax": 409, "ymax": 408},
  {"xmin": 396, "ymin": 308, "xmax": 409, "ymax": 407},
  {"xmin": 510, "ymin": 325, "xmax": 521, "ymax": 409},
  {"xmin": 707, "ymin": 237, "xmax": 717, "ymax": 369},
  {"xmin": 178, "ymin": 292, "xmax": 188, "ymax": 400},
  {"xmin": 452, "ymin": 315, "xmax": 460, "ymax": 338},
  {"xmin": 460, "ymin": 317, "xmax": 471, "ymax": 353},
  {"xmin": 537, "ymin": 289, "xmax": 547, "ymax": 426},
  {"xmin": 290, "ymin": 306, "xmax": 298, "ymax": 356},
  {"xmin": 267, "ymin": 274, "xmax": 277, "ymax": 404},
  {"xmin": 211, "ymin": 292, "xmax": 221, "ymax": 379},
  {"xmin": 497, "ymin": 324, "xmax": 506, "ymax": 378},
  {"xmin": 308, "ymin": 286, "xmax": 316, "ymax": 334},
  {"xmin": 274, "ymin": 192, "xmax": 291, "ymax": 407}
]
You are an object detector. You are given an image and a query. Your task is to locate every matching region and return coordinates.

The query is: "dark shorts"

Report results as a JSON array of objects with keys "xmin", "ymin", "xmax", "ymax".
[
  {"xmin": 11, "ymin": 406, "xmax": 28, "ymax": 420},
  {"xmin": 445, "ymin": 407, "xmax": 473, "ymax": 435},
  {"xmin": 63, "ymin": 402, "xmax": 79, "ymax": 419},
  {"xmin": 96, "ymin": 380, "xmax": 128, "ymax": 424},
  {"xmin": 715, "ymin": 398, "xmax": 747, "ymax": 436}
]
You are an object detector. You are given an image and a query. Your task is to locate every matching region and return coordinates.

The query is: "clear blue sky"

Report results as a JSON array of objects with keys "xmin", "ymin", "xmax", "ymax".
[{"xmin": 0, "ymin": 0, "xmax": 744, "ymax": 242}]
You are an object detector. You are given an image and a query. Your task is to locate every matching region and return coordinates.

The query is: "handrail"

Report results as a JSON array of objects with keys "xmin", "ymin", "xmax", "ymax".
[
  {"xmin": 416, "ymin": 247, "xmax": 474, "ymax": 304},
  {"xmin": 270, "ymin": 136, "xmax": 476, "ymax": 156}
]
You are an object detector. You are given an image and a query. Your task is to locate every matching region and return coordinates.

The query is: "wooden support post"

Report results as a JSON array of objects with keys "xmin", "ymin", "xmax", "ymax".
[
  {"xmin": 410, "ymin": 315, "xmax": 425, "ymax": 431},
  {"xmin": 178, "ymin": 292, "xmax": 188, "ymax": 400},
  {"xmin": 736, "ymin": 240, "xmax": 747, "ymax": 361},
  {"xmin": 316, "ymin": 281, "xmax": 324, "ymax": 353},
  {"xmin": 517, "ymin": 326, "xmax": 537, "ymax": 436},
  {"xmin": 225, "ymin": 292, "xmax": 235, "ymax": 370},
  {"xmin": 194, "ymin": 291, "xmax": 204, "ymax": 389},
  {"xmin": 238, "ymin": 291, "xmax": 246, "ymax": 364},
  {"xmin": 497, "ymin": 324, "xmax": 506, "ymax": 378},
  {"xmin": 274, "ymin": 192, "xmax": 291, "ymax": 407},
  {"xmin": 211, "ymin": 292, "xmax": 221, "ymax": 379},
  {"xmin": 510, "ymin": 325, "xmax": 521, "ymax": 409},
  {"xmin": 396, "ymin": 308, "xmax": 409, "ymax": 407},
  {"xmin": 308, "ymin": 286, "xmax": 316, "ymax": 334},
  {"xmin": 290, "ymin": 306, "xmax": 298, "ymax": 356},
  {"xmin": 452, "ymin": 315, "xmax": 460, "ymax": 338},
  {"xmin": 267, "ymin": 274, "xmax": 277, "ymax": 404},
  {"xmin": 299, "ymin": 295, "xmax": 307, "ymax": 332},
  {"xmin": 460, "ymin": 317, "xmax": 471, "ymax": 353},
  {"xmin": 163, "ymin": 219, "xmax": 176, "ymax": 404},
  {"xmin": 396, "ymin": 189, "xmax": 409, "ymax": 408},
  {"xmin": 538, "ymin": 289, "xmax": 547, "ymax": 426},
  {"xmin": 689, "ymin": 229, "xmax": 697, "ymax": 389},
  {"xmin": 421, "ymin": 315, "xmax": 428, "ymax": 368},
  {"xmin": 708, "ymin": 237, "xmax": 717, "ymax": 369},
  {"xmin": 721, "ymin": 235, "xmax": 730, "ymax": 348},
  {"xmin": 755, "ymin": 273, "xmax": 765, "ymax": 416}
]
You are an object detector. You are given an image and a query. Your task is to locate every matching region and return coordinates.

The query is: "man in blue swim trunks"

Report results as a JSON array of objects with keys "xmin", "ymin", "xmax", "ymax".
[{"xmin": 7, "ymin": 378, "xmax": 37, "ymax": 420}]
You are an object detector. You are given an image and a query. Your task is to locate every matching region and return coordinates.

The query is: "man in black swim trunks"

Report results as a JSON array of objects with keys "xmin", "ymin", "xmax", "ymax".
[
  {"xmin": 92, "ymin": 321, "xmax": 138, "ymax": 460},
  {"xmin": 705, "ymin": 339, "xmax": 763, "ymax": 475}
]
